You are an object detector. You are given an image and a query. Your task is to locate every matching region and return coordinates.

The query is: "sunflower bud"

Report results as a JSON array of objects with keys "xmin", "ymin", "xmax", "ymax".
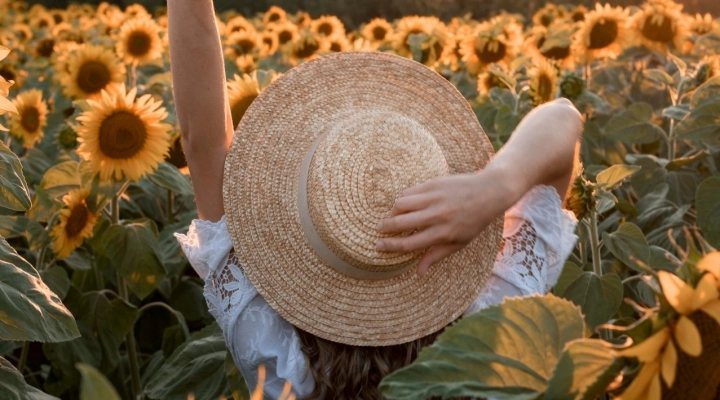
[
  {"xmin": 693, "ymin": 60, "xmax": 715, "ymax": 88},
  {"xmin": 559, "ymin": 71, "xmax": 585, "ymax": 100},
  {"xmin": 563, "ymin": 173, "xmax": 596, "ymax": 220},
  {"xmin": 57, "ymin": 125, "xmax": 77, "ymax": 149}
]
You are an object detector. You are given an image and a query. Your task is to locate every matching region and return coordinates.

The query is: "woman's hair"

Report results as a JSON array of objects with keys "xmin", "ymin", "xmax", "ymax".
[{"xmin": 295, "ymin": 324, "xmax": 465, "ymax": 400}]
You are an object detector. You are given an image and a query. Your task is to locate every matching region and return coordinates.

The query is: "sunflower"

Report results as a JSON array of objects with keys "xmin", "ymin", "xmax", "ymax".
[
  {"xmin": 235, "ymin": 54, "xmax": 256, "ymax": 74},
  {"xmin": 227, "ymin": 73, "xmax": 261, "ymax": 129},
  {"xmin": 224, "ymin": 30, "xmax": 259, "ymax": 61},
  {"xmin": 289, "ymin": 31, "xmax": 327, "ymax": 64},
  {"xmin": 532, "ymin": 3, "xmax": 566, "ymax": 28},
  {"xmin": 58, "ymin": 44, "xmax": 126, "ymax": 100},
  {"xmin": 263, "ymin": 6, "xmax": 287, "ymax": 25},
  {"xmin": 693, "ymin": 55, "xmax": 720, "ymax": 86},
  {"xmin": 325, "ymin": 34, "xmax": 351, "ymax": 53},
  {"xmin": 525, "ymin": 25, "xmax": 575, "ymax": 70},
  {"xmin": 361, "ymin": 18, "xmax": 394, "ymax": 44},
  {"xmin": 225, "ymin": 15, "xmax": 256, "ymax": 36},
  {"xmin": 11, "ymin": 24, "xmax": 32, "ymax": 43},
  {"xmin": 528, "ymin": 60, "xmax": 559, "ymax": 106},
  {"xmin": 311, "ymin": 15, "xmax": 346, "ymax": 38},
  {"xmin": 9, "ymin": 89, "xmax": 48, "ymax": 148},
  {"xmin": 50, "ymin": 188, "xmax": 98, "ymax": 259},
  {"xmin": 572, "ymin": 3, "xmax": 631, "ymax": 63},
  {"xmin": 116, "ymin": 17, "xmax": 163, "ymax": 65},
  {"xmin": 125, "ymin": 4, "xmax": 151, "ymax": 21},
  {"xmin": 476, "ymin": 65, "xmax": 512, "ymax": 96},
  {"xmin": 259, "ymin": 30, "xmax": 279, "ymax": 56},
  {"xmin": 628, "ymin": 0, "xmax": 688, "ymax": 54},
  {"xmin": 458, "ymin": 20, "xmax": 519, "ymax": 74},
  {"xmin": 97, "ymin": 3, "xmax": 126, "ymax": 32},
  {"xmin": 29, "ymin": 9, "xmax": 55, "ymax": 31},
  {"xmin": 569, "ymin": 5, "xmax": 588, "ymax": 23},
  {"xmin": 687, "ymin": 13, "xmax": 719, "ymax": 36},
  {"xmin": 270, "ymin": 20, "xmax": 300, "ymax": 47},
  {"xmin": 294, "ymin": 11, "xmax": 312, "ymax": 28},
  {"xmin": 76, "ymin": 84, "xmax": 171, "ymax": 182},
  {"xmin": 0, "ymin": 46, "xmax": 17, "ymax": 131},
  {"xmin": 0, "ymin": 61, "xmax": 22, "ymax": 91},
  {"xmin": 393, "ymin": 16, "xmax": 454, "ymax": 67}
]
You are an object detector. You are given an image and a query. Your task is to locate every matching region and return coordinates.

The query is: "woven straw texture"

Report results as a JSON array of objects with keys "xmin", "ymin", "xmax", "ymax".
[{"xmin": 223, "ymin": 51, "xmax": 502, "ymax": 346}]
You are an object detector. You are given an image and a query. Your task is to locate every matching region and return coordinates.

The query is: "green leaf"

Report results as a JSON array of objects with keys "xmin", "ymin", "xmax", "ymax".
[
  {"xmin": 544, "ymin": 339, "xmax": 622, "ymax": 400},
  {"xmin": 76, "ymin": 363, "xmax": 121, "ymax": 400},
  {"xmin": 104, "ymin": 221, "xmax": 166, "ymax": 299},
  {"xmin": 553, "ymin": 262, "xmax": 585, "ymax": 296},
  {"xmin": 661, "ymin": 104, "xmax": 689, "ymax": 121},
  {"xmin": 40, "ymin": 267, "xmax": 71, "ymax": 299},
  {"xmin": 39, "ymin": 161, "xmax": 81, "ymax": 198},
  {"xmin": 691, "ymin": 75, "xmax": 720, "ymax": 108},
  {"xmin": 144, "ymin": 322, "xmax": 231, "ymax": 400},
  {"xmin": 602, "ymin": 223, "xmax": 651, "ymax": 273},
  {"xmin": 696, "ymin": 177, "xmax": 720, "ymax": 248},
  {"xmin": 603, "ymin": 103, "xmax": 666, "ymax": 144},
  {"xmin": 643, "ymin": 69, "xmax": 674, "ymax": 86},
  {"xmin": 557, "ymin": 272, "xmax": 624, "ymax": 329},
  {"xmin": 0, "ymin": 356, "xmax": 28, "ymax": 400},
  {"xmin": 146, "ymin": 162, "xmax": 194, "ymax": 196},
  {"xmin": 666, "ymin": 53, "xmax": 687, "ymax": 76},
  {"xmin": 666, "ymin": 151, "xmax": 709, "ymax": 171},
  {"xmin": 43, "ymin": 322, "xmax": 101, "ymax": 395},
  {"xmin": 26, "ymin": 186, "xmax": 62, "ymax": 223},
  {"xmin": 379, "ymin": 295, "xmax": 584, "ymax": 400},
  {"xmin": 494, "ymin": 104, "xmax": 521, "ymax": 139},
  {"xmin": 595, "ymin": 164, "xmax": 642, "ymax": 190},
  {"xmin": 0, "ymin": 237, "xmax": 80, "ymax": 342},
  {"xmin": 0, "ymin": 142, "xmax": 31, "ymax": 211}
]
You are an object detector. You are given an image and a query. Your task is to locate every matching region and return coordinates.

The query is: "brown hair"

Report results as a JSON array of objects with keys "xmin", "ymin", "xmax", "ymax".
[{"xmin": 296, "ymin": 324, "xmax": 470, "ymax": 400}]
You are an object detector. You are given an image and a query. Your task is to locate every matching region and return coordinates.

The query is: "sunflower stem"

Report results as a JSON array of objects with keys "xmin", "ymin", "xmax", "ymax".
[
  {"xmin": 17, "ymin": 341, "xmax": 29, "ymax": 376},
  {"xmin": 589, "ymin": 211, "xmax": 602, "ymax": 276},
  {"xmin": 111, "ymin": 185, "xmax": 143, "ymax": 400},
  {"xmin": 129, "ymin": 63, "xmax": 138, "ymax": 89}
]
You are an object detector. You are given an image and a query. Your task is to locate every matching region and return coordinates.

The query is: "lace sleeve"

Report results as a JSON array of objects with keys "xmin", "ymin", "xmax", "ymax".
[
  {"xmin": 174, "ymin": 218, "xmax": 314, "ymax": 399},
  {"xmin": 465, "ymin": 185, "xmax": 579, "ymax": 314}
]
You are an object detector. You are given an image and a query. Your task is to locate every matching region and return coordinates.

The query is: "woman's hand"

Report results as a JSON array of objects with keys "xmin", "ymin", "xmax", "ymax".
[
  {"xmin": 377, "ymin": 98, "xmax": 583, "ymax": 276},
  {"xmin": 376, "ymin": 168, "xmax": 520, "ymax": 276}
]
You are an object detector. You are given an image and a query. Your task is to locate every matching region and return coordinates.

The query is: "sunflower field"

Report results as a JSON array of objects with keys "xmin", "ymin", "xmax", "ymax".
[{"xmin": 0, "ymin": 0, "xmax": 720, "ymax": 399}]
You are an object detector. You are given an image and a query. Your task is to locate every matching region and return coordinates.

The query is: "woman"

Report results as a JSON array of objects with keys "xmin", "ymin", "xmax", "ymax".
[{"xmin": 168, "ymin": 1, "xmax": 583, "ymax": 398}]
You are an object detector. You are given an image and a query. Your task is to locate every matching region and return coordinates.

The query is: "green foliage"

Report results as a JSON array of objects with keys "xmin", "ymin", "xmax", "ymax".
[
  {"xmin": 0, "ymin": 142, "xmax": 31, "ymax": 211},
  {"xmin": 76, "ymin": 363, "xmax": 121, "ymax": 400},
  {"xmin": 379, "ymin": 295, "xmax": 621, "ymax": 400}
]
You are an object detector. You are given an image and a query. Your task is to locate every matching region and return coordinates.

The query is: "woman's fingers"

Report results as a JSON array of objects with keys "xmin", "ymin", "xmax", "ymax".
[
  {"xmin": 416, "ymin": 244, "xmax": 463, "ymax": 276},
  {"xmin": 377, "ymin": 208, "xmax": 437, "ymax": 234},
  {"xmin": 376, "ymin": 226, "xmax": 444, "ymax": 253},
  {"xmin": 388, "ymin": 194, "xmax": 434, "ymax": 217}
]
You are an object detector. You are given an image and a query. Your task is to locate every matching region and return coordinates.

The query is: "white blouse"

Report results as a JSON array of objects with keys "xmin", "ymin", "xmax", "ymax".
[{"xmin": 175, "ymin": 185, "xmax": 579, "ymax": 398}]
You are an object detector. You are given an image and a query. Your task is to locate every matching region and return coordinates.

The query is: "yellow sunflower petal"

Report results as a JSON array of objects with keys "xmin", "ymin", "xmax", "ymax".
[
  {"xmin": 0, "ymin": 76, "xmax": 14, "ymax": 98},
  {"xmin": 674, "ymin": 315, "xmax": 702, "ymax": 356},
  {"xmin": 0, "ymin": 95, "xmax": 18, "ymax": 115},
  {"xmin": 700, "ymin": 299, "xmax": 720, "ymax": 326},
  {"xmin": 692, "ymin": 273, "xmax": 720, "ymax": 310},
  {"xmin": 618, "ymin": 359, "xmax": 661, "ymax": 400},
  {"xmin": 0, "ymin": 122, "xmax": 8, "ymax": 131},
  {"xmin": 619, "ymin": 327, "xmax": 669, "ymax": 362},
  {"xmin": 697, "ymin": 251, "xmax": 720, "ymax": 281},
  {"xmin": 0, "ymin": 46, "xmax": 9, "ymax": 61},
  {"xmin": 658, "ymin": 271, "xmax": 695, "ymax": 315},
  {"xmin": 660, "ymin": 339, "xmax": 677, "ymax": 387}
]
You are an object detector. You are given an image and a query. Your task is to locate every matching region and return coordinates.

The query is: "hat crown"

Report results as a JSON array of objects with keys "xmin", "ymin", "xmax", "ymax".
[{"xmin": 306, "ymin": 111, "xmax": 449, "ymax": 275}]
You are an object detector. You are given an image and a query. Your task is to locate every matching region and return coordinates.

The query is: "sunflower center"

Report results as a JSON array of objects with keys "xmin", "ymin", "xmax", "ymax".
[
  {"xmin": 278, "ymin": 30, "xmax": 293, "ymax": 45},
  {"xmin": 230, "ymin": 94, "xmax": 258, "ymax": 129},
  {"xmin": 537, "ymin": 73, "xmax": 554, "ymax": 103},
  {"xmin": 318, "ymin": 22, "xmax": 333, "ymax": 36},
  {"xmin": 540, "ymin": 14, "xmax": 553, "ymax": 27},
  {"xmin": 641, "ymin": 14, "xmax": 675, "ymax": 43},
  {"xmin": 262, "ymin": 37, "xmax": 273, "ymax": 47},
  {"xmin": 588, "ymin": 18, "xmax": 619, "ymax": 50},
  {"xmin": 65, "ymin": 202, "xmax": 90, "ymax": 238},
  {"xmin": 0, "ymin": 67, "xmax": 16, "ymax": 82},
  {"xmin": 420, "ymin": 41, "xmax": 444, "ymax": 65},
  {"xmin": 330, "ymin": 41, "xmax": 342, "ymax": 52},
  {"xmin": 36, "ymin": 38, "xmax": 55, "ymax": 58},
  {"xmin": 295, "ymin": 39, "xmax": 320, "ymax": 58},
  {"xmin": 474, "ymin": 39, "xmax": 506, "ymax": 64},
  {"xmin": 538, "ymin": 37, "xmax": 571, "ymax": 60},
  {"xmin": 372, "ymin": 26, "xmax": 387, "ymax": 41},
  {"xmin": 21, "ymin": 106, "xmax": 40, "ymax": 133},
  {"xmin": 268, "ymin": 12, "xmax": 281, "ymax": 22},
  {"xmin": 572, "ymin": 11, "xmax": 585, "ymax": 22},
  {"xmin": 98, "ymin": 111, "xmax": 148, "ymax": 159},
  {"xmin": 127, "ymin": 30, "xmax": 152, "ymax": 57},
  {"xmin": 236, "ymin": 39, "xmax": 256, "ymax": 54},
  {"xmin": 76, "ymin": 60, "xmax": 111, "ymax": 95}
]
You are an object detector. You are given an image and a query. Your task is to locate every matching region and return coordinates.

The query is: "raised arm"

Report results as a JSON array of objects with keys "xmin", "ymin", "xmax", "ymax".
[
  {"xmin": 168, "ymin": 0, "xmax": 232, "ymax": 222},
  {"xmin": 377, "ymin": 98, "xmax": 584, "ymax": 274}
]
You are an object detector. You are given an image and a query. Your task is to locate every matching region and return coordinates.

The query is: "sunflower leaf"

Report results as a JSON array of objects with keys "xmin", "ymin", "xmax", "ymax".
[
  {"xmin": 379, "ymin": 295, "xmax": 585, "ymax": 400},
  {"xmin": 696, "ymin": 177, "xmax": 720, "ymax": 248},
  {"xmin": 146, "ymin": 162, "xmax": 194, "ymax": 196},
  {"xmin": 556, "ymin": 271, "xmax": 624, "ymax": 329},
  {"xmin": 76, "ymin": 363, "xmax": 121, "ymax": 400},
  {"xmin": 601, "ymin": 223, "xmax": 652, "ymax": 274},
  {"xmin": 0, "ymin": 236, "xmax": 80, "ymax": 342},
  {"xmin": 0, "ymin": 141, "xmax": 31, "ymax": 211},
  {"xmin": 104, "ymin": 220, "xmax": 166, "ymax": 300},
  {"xmin": 544, "ymin": 339, "xmax": 622, "ymax": 400},
  {"xmin": 603, "ymin": 103, "xmax": 666, "ymax": 144}
]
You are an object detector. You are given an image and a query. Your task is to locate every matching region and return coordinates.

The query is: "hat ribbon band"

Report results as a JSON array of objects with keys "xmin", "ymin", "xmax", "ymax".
[{"xmin": 297, "ymin": 133, "xmax": 413, "ymax": 281}]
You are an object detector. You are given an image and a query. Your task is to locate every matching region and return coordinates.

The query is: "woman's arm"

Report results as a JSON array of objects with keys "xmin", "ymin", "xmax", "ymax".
[
  {"xmin": 167, "ymin": 0, "xmax": 232, "ymax": 222},
  {"xmin": 376, "ymin": 98, "xmax": 584, "ymax": 274}
]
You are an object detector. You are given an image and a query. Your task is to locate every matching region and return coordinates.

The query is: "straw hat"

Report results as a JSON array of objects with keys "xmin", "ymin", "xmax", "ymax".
[{"xmin": 223, "ymin": 51, "xmax": 503, "ymax": 346}]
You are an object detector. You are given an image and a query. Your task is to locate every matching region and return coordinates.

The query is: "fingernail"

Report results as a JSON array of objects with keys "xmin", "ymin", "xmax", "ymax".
[{"xmin": 376, "ymin": 240, "xmax": 385, "ymax": 251}]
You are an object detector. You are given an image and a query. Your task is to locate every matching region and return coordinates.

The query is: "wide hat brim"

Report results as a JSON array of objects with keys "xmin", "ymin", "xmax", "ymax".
[{"xmin": 223, "ymin": 51, "xmax": 503, "ymax": 346}]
